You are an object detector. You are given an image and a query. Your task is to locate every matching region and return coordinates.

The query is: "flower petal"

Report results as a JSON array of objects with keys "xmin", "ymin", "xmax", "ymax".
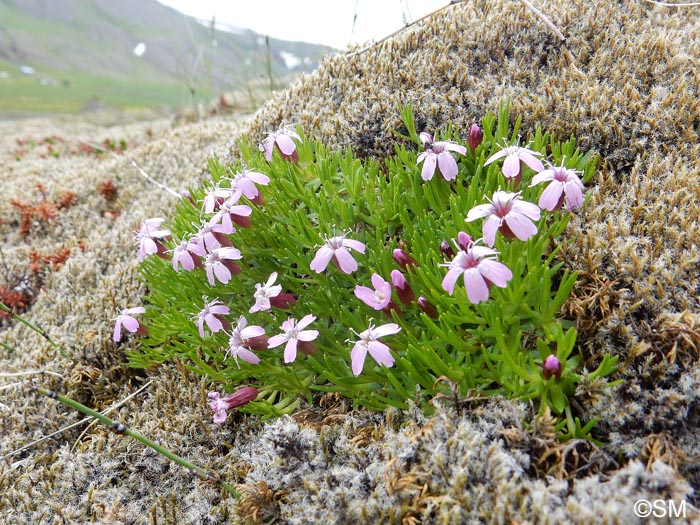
[
  {"xmin": 437, "ymin": 152, "xmax": 458, "ymax": 181},
  {"xmin": 421, "ymin": 154, "xmax": 436, "ymax": 181},
  {"xmin": 504, "ymin": 212, "xmax": 538, "ymax": 241},
  {"xmin": 463, "ymin": 268, "xmax": 490, "ymax": 303},
  {"xmin": 334, "ymin": 248, "xmax": 358, "ymax": 274},
  {"xmin": 284, "ymin": 338, "xmax": 298, "ymax": 363},
  {"xmin": 367, "ymin": 341, "xmax": 394, "ymax": 368},
  {"xmin": 310, "ymin": 246, "xmax": 334, "ymax": 272},
  {"xmin": 350, "ymin": 344, "xmax": 367, "ymax": 376}
]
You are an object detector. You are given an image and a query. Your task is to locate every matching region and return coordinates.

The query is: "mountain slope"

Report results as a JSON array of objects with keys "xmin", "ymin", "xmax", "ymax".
[{"xmin": 0, "ymin": 0, "xmax": 334, "ymax": 114}]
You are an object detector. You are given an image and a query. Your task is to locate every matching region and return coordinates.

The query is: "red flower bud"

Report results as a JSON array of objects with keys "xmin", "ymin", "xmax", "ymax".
[
  {"xmin": 440, "ymin": 240, "xmax": 455, "ymax": 259},
  {"xmin": 417, "ymin": 296, "xmax": 439, "ymax": 319},
  {"xmin": 542, "ymin": 355, "xmax": 562, "ymax": 380},
  {"xmin": 270, "ymin": 292, "xmax": 296, "ymax": 309},
  {"xmin": 393, "ymin": 248, "xmax": 419, "ymax": 271},
  {"xmin": 467, "ymin": 123, "xmax": 483, "ymax": 154},
  {"xmin": 391, "ymin": 270, "xmax": 415, "ymax": 305}
]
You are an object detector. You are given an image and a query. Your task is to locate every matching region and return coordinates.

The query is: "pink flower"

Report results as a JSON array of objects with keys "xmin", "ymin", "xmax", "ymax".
[
  {"xmin": 268, "ymin": 314, "xmax": 319, "ymax": 363},
  {"xmin": 349, "ymin": 322, "xmax": 401, "ymax": 376},
  {"xmin": 417, "ymin": 132, "xmax": 467, "ymax": 181},
  {"xmin": 113, "ymin": 306, "xmax": 146, "ymax": 342},
  {"xmin": 205, "ymin": 246, "xmax": 242, "ymax": 285},
  {"xmin": 530, "ymin": 164, "xmax": 584, "ymax": 211},
  {"xmin": 172, "ymin": 237, "xmax": 204, "ymax": 271},
  {"xmin": 210, "ymin": 198, "xmax": 253, "ymax": 232},
  {"xmin": 202, "ymin": 184, "xmax": 240, "ymax": 214},
  {"xmin": 261, "ymin": 127, "xmax": 301, "ymax": 162},
  {"xmin": 208, "ymin": 387, "xmax": 258, "ymax": 424},
  {"xmin": 542, "ymin": 354, "xmax": 563, "ymax": 380},
  {"xmin": 441, "ymin": 241, "xmax": 513, "ymax": 304},
  {"xmin": 194, "ymin": 220, "xmax": 233, "ymax": 251},
  {"xmin": 195, "ymin": 297, "xmax": 230, "ymax": 338},
  {"xmin": 485, "ymin": 141, "xmax": 544, "ymax": 179},
  {"xmin": 310, "ymin": 233, "xmax": 366, "ymax": 274},
  {"xmin": 225, "ymin": 316, "xmax": 265, "ymax": 368},
  {"xmin": 249, "ymin": 272, "xmax": 283, "ymax": 313},
  {"xmin": 136, "ymin": 217, "xmax": 171, "ymax": 261},
  {"xmin": 354, "ymin": 273, "xmax": 392, "ymax": 310},
  {"xmin": 229, "ymin": 168, "xmax": 270, "ymax": 204},
  {"xmin": 466, "ymin": 190, "xmax": 541, "ymax": 247}
]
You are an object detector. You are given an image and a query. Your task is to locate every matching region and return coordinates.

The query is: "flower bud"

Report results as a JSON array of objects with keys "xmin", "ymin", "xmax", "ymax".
[
  {"xmin": 270, "ymin": 292, "xmax": 296, "ymax": 309},
  {"xmin": 246, "ymin": 335, "xmax": 269, "ymax": 351},
  {"xmin": 417, "ymin": 296, "xmax": 439, "ymax": 319},
  {"xmin": 542, "ymin": 355, "xmax": 562, "ymax": 380},
  {"xmin": 391, "ymin": 270, "xmax": 415, "ymax": 305},
  {"xmin": 467, "ymin": 123, "xmax": 483, "ymax": 154},
  {"xmin": 393, "ymin": 248, "xmax": 419, "ymax": 271},
  {"xmin": 457, "ymin": 231, "xmax": 474, "ymax": 251},
  {"xmin": 440, "ymin": 240, "xmax": 455, "ymax": 259}
]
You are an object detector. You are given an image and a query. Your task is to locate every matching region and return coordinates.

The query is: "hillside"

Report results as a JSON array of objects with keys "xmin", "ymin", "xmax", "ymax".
[{"xmin": 0, "ymin": 0, "xmax": 334, "ymax": 115}]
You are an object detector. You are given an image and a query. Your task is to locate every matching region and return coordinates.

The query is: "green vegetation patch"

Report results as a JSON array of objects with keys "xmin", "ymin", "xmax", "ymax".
[{"xmin": 127, "ymin": 103, "xmax": 618, "ymax": 439}]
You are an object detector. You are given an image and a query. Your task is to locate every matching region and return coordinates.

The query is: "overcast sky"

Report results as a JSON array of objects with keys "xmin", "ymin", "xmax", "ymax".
[{"xmin": 156, "ymin": 0, "xmax": 448, "ymax": 49}]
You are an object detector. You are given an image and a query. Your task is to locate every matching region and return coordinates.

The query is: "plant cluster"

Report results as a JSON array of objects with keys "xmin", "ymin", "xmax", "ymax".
[
  {"xmin": 13, "ymin": 136, "xmax": 128, "ymax": 161},
  {"xmin": 126, "ymin": 103, "xmax": 617, "ymax": 438}
]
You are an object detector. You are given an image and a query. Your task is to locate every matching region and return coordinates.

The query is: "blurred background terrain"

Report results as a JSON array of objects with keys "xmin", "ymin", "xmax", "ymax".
[{"xmin": 0, "ymin": 0, "xmax": 334, "ymax": 118}]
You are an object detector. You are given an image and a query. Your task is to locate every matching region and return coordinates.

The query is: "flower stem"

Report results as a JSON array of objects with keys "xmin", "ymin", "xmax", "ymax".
[
  {"xmin": 31, "ymin": 385, "xmax": 240, "ymax": 498},
  {"xmin": 0, "ymin": 302, "xmax": 70, "ymax": 359}
]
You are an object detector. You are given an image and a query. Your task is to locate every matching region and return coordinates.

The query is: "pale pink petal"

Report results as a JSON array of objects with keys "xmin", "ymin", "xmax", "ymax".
[
  {"xmin": 442, "ymin": 267, "xmax": 463, "ymax": 295},
  {"xmin": 120, "ymin": 315, "xmax": 140, "ymax": 333},
  {"xmin": 478, "ymin": 259, "xmax": 513, "ymax": 287},
  {"xmin": 310, "ymin": 246, "xmax": 334, "ymax": 272},
  {"xmin": 504, "ymin": 212, "xmax": 538, "ymax": 241},
  {"xmin": 372, "ymin": 323, "xmax": 401, "ymax": 338},
  {"xmin": 437, "ymin": 152, "xmax": 458, "ymax": 181},
  {"xmin": 237, "ymin": 348, "xmax": 260, "ymax": 365},
  {"xmin": 343, "ymin": 239, "xmax": 366, "ymax": 253},
  {"xmin": 512, "ymin": 199, "xmax": 541, "ymax": 220},
  {"xmin": 466, "ymin": 203, "xmax": 494, "ymax": 221},
  {"xmin": 484, "ymin": 149, "xmax": 508, "ymax": 165},
  {"xmin": 296, "ymin": 314, "xmax": 316, "ymax": 331},
  {"xmin": 275, "ymin": 134, "xmax": 296, "ymax": 156},
  {"xmin": 367, "ymin": 341, "xmax": 394, "ymax": 368},
  {"xmin": 421, "ymin": 154, "xmax": 436, "ymax": 181},
  {"xmin": 539, "ymin": 182, "xmax": 564, "ymax": 211},
  {"xmin": 502, "ymin": 154, "xmax": 521, "ymax": 178},
  {"xmin": 263, "ymin": 138, "xmax": 274, "ymax": 161},
  {"xmin": 205, "ymin": 315, "xmax": 223, "ymax": 334},
  {"xmin": 519, "ymin": 151, "xmax": 544, "ymax": 172},
  {"xmin": 211, "ymin": 304, "xmax": 229, "ymax": 315},
  {"xmin": 355, "ymin": 285, "xmax": 377, "ymax": 305},
  {"xmin": 125, "ymin": 307, "xmax": 146, "ymax": 315},
  {"xmin": 530, "ymin": 169, "xmax": 554, "ymax": 186},
  {"xmin": 297, "ymin": 329, "xmax": 319, "ymax": 341},
  {"xmin": 241, "ymin": 325, "xmax": 265, "ymax": 339},
  {"xmin": 463, "ymin": 269, "xmax": 490, "ymax": 303},
  {"xmin": 198, "ymin": 318, "xmax": 206, "ymax": 338},
  {"xmin": 351, "ymin": 344, "xmax": 367, "ymax": 376},
  {"xmin": 564, "ymin": 181, "xmax": 584, "ymax": 209},
  {"xmin": 443, "ymin": 142, "xmax": 467, "ymax": 155},
  {"xmin": 113, "ymin": 321, "xmax": 122, "ymax": 342},
  {"xmin": 334, "ymin": 248, "xmax": 358, "ymax": 274},
  {"xmin": 283, "ymin": 338, "xmax": 298, "ymax": 363},
  {"xmin": 214, "ymin": 264, "xmax": 231, "ymax": 284},
  {"xmin": 482, "ymin": 215, "xmax": 502, "ymax": 247},
  {"xmin": 268, "ymin": 334, "xmax": 288, "ymax": 348}
]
